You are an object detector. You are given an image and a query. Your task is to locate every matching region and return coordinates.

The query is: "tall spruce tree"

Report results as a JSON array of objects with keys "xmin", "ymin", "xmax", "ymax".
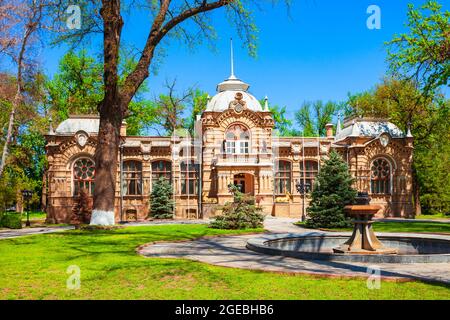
[
  {"xmin": 305, "ymin": 151, "xmax": 357, "ymax": 228},
  {"xmin": 149, "ymin": 177, "xmax": 174, "ymax": 219}
]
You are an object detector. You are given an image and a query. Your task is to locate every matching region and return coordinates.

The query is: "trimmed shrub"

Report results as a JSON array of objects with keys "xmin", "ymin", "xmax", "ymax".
[
  {"xmin": 0, "ymin": 212, "xmax": 22, "ymax": 229},
  {"xmin": 210, "ymin": 185, "xmax": 265, "ymax": 229}
]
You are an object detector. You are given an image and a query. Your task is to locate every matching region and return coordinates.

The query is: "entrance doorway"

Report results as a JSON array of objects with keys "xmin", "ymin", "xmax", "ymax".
[{"xmin": 233, "ymin": 173, "xmax": 254, "ymax": 195}]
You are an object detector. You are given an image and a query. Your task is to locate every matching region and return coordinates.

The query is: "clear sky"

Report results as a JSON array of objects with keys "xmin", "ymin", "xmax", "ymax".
[{"xmin": 41, "ymin": 0, "xmax": 449, "ymax": 121}]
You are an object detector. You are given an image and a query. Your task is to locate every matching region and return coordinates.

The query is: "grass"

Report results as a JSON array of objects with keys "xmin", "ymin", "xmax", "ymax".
[
  {"xmin": 416, "ymin": 214, "xmax": 450, "ymax": 220},
  {"xmin": 0, "ymin": 224, "xmax": 449, "ymax": 299},
  {"xmin": 296, "ymin": 221, "xmax": 450, "ymax": 234},
  {"xmin": 22, "ymin": 211, "xmax": 47, "ymax": 220}
]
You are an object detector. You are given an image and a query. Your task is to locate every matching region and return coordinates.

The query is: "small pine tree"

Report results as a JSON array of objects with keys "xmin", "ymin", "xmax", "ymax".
[
  {"xmin": 210, "ymin": 184, "xmax": 265, "ymax": 229},
  {"xmin": 150, "ymin": 177, "xmax": 174, "ymax": 219},
  {"xmin": 305, "ymin": 150, "xmax": 357, "ymax": 229}
]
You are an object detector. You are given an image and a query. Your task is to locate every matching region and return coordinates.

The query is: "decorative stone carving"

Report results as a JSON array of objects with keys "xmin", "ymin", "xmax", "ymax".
[
  {"xmin": 229, "ymin": 92, "xmax": 247, "ymax": 112},
  {"xmin": 75, "ymin": 131, "xmax": 89, "ymax": 148}
]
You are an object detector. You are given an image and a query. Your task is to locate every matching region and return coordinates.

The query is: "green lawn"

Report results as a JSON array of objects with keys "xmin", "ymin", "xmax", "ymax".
[
  {"xmin": 416, "ymin": 214, "xmax": 450, "ymax": 220},
  {"xmin": 20, "ymin": 211, "xmax": 47, "ymax": 221},
  {"xmin": 0, "ymin": 224, "xmax": 449, "ymax": 300},
  {"xmin": 296, "ymin": 221, "xmax": 450, "ymax": 234}
]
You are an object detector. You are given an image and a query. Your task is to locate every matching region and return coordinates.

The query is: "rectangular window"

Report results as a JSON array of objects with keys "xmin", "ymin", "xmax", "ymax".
[
  {"xmin": 123, "ymin": 161, "xmax": 142, "ymax": 195},
  {"xmin": 152, "ymin": 160, "xmax": 172, "ymax": 183},
  {"xmin": 181, "ymin": 161, "xmax": 199, "ymax": 195},
  {"xmin": 226, "ymin": 141, "xmax": 235, "ymax": 154},
  {"xmin": 275, "ymin": 161, "xmax": 291, "ymax": 195},
  {"xmin": 239, "ymin": 141, "xmax": 249, "ymax": 154}
]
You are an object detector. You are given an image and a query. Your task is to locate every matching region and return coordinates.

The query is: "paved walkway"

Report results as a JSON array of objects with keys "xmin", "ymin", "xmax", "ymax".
[
  {"xmin": 139, "ymin": 218, "xmax": 450, "ymax": 284},
  {"xmin": 0, "ymin": 226, "xmax": 74, "ymax": 239}
]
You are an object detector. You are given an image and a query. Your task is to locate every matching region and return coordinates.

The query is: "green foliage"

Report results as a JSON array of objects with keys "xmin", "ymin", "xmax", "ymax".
[
  {"xmin": 0, "ymin": 212, "xmax": 22, "ymax": 229},
  {"xmin": 259, "ymin": 98, "xmax": 296, "ymax": 136},
  {"xmin": 186, "ymin": 89, "xmax": 209, "ymax": 137},
  {"xmin": 150, "ymin": 178, "xmax": 174, "ymax": 219},
  {"xmin": 294, "ymin": 100, "xmax": 342, "ymax": 136},
  {"xmin": 210, "ymin": 185, "xmax": 265, "ymax": 229},
  {"xmin": 387, "ymin": 1, "xmax": 449, "ymax": 93},
  {"xmin": 45, "ymin": 50, "xmax": 103, "ymax": 122},
  {"xmin": 305, "ymin": 151, "xmax": 356, "ymax": 229}
]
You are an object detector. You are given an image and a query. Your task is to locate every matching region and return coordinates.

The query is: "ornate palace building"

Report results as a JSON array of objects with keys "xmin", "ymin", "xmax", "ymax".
[{"xmin": 44, "ymin": 70, "xmax": 414, "ymax": 223}]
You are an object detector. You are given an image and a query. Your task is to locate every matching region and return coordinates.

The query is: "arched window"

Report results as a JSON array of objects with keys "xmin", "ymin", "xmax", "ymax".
[
  {"xmin": 181, "ymin": 161, "xmax": 199, "ymax": 195},
  {"xmin": 152, "ymin": 160, "xmax": 172, "ymax": 182},
  {"xmin": 73, "ymin": 158, "xmax": 95, "ymax": 196},
  {"xmin": 123, "ymin": 161, "xmax": 142, "ymax": 195},
  {"xmin": 225, "ymin": 124, "xmax": 250, "ymax": 154},
  {"xmin": 275, "ymin": 161, "xmax": 291, "ymax": 194},
  {"xmin": 371, "ymin": 158, "xmax": 391, "ymax": 194},
  {"xmin": 300, "ymin": 160, "xmax": 318, "ymax": 191}
]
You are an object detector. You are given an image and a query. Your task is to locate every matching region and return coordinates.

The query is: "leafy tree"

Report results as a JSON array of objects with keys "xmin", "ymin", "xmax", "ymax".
[
  {"xmin": 305, "ymin": 151, "xmax": 356, "ymax": 229},
  {"xmin": 387, "ymin": 1, "xmax": 450, "ymax": 93},
  {"xmin": 45, "ymin": 50, "xmax": 156, "ymax": 136},
  {"xmin": 0, "ymin": 0, "xmax": 47, "ymax": 178},
  {"xmin": 259, "ymin": 98, "xmax": 296, "ymax": 136},
  {"xmin": 294, "ymin": 100, "xmax": 342, "ymax": 136},
  {"xmin": 186, "ymin": 89, "xmax": 209, "ymax": 137},
  {"xmin": 0, "ymin": 71, "xmax": 47, "ymax": 212},
  {"xmin": 210, "ymin": 184, "xmax": 264, "ymax": 229},
  {"xmin": 45, "ymin": 50, "xmax": 103, "ymax": 122},
  {"xmin": 48, "ymin": 0, "xmax": 289, "ymax": 224},
  {"xmin": 150, "ymin": 177, "xmax": 174, "ymax": 219}
]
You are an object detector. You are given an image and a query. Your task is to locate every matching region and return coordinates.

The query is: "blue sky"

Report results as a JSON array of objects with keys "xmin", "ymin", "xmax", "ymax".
[{"xmin": 41, "ymin": 0, "xmax": 448, "ymax": 121}]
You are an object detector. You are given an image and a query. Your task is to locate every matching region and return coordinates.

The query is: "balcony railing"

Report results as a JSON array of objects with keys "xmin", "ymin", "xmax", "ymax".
[{"xmin": 214, "ymin": 153, "xmax": 272, "ymax": 166}]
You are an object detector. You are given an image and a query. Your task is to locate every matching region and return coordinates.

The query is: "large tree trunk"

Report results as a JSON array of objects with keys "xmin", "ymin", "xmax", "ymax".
[
  {"xmin": 90, "ymin": 101, "xmax": 122, "ymax": 225},
  {"xmin": 412, "ymin": 165, "xmax": 422, "ymax": 216},
  {"xmin": 89, "ymin": 0, "xmax": 230, "ymax": 225},
  {"xmin": 90, "ymin": 0, "xmax": 123, "ymax": 225}
]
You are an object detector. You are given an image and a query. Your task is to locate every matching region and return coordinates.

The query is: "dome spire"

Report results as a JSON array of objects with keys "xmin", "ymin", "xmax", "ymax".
[{"xmin": 229, "ymin": 37, "xmax": 237, "ymax": 80}]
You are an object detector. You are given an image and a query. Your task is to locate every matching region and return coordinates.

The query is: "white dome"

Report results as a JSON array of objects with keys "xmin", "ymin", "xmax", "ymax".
[{"xmin": 206, "ymin": 76, "xmax": 262, "ymax": 112}]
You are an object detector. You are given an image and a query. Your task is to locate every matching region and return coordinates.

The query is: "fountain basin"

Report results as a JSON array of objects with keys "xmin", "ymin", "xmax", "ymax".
[{"xmin": 246, "ymin": 232, "xmax": 450, "ymax": 263}]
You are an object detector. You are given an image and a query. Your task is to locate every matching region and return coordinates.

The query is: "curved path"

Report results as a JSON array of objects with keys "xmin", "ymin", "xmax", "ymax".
[{"xmin": 139, "ymin": 218, "xmax": 450, "ymax": 284}]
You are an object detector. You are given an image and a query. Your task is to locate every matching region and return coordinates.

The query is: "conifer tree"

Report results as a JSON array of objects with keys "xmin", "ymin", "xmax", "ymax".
[
  {"xmin": 305, "ymin": 151, "xmax": 357, "ymax": 228},
  {"xmin": 210, "ymin": 184, "xmax": 265, "ymax": 229},
  {"xmin": 150, "ymin": 177, "xmax": 174, "ymax": 219}
]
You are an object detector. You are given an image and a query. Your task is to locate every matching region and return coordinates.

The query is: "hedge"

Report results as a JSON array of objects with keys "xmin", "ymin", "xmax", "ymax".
[{"xmin": 0, "ymin": 212, "xmax": 22, "ymax": 229}]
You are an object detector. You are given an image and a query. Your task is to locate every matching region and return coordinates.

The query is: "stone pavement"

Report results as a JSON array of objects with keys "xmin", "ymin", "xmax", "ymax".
[{"xmin": 139, "ymin": 217, "xmax": 450, "ymax": 284}]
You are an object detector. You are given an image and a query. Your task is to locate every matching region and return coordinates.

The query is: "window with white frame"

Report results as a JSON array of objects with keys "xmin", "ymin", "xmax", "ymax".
[{"xmin": 225, "ymin": 124, "xmax": 250, "ymax": 154}]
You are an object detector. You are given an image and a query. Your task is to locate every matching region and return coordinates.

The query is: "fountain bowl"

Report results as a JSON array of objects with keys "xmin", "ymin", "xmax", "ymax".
[{"xmin": 246, "ymin": 232, "xmax": 450, "ymax": 263}]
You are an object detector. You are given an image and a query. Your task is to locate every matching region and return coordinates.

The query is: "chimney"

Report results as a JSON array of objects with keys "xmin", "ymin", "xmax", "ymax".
[
  {"xmin": 325, "ymin": 123, "xmax": 334, "ymax": 138},
  {"xmin": 120, "ymin": 121, "xmax": 127, "ymax": 136}
]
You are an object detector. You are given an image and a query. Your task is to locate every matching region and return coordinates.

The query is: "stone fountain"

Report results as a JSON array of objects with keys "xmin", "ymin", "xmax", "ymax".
[
  {"xmin": 333, "ymin": 192, "xmax": 398, "ymax": 254},
  {"xmin": 247, "ymin": 194, "xmax": 450, "ymax": 264}
]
